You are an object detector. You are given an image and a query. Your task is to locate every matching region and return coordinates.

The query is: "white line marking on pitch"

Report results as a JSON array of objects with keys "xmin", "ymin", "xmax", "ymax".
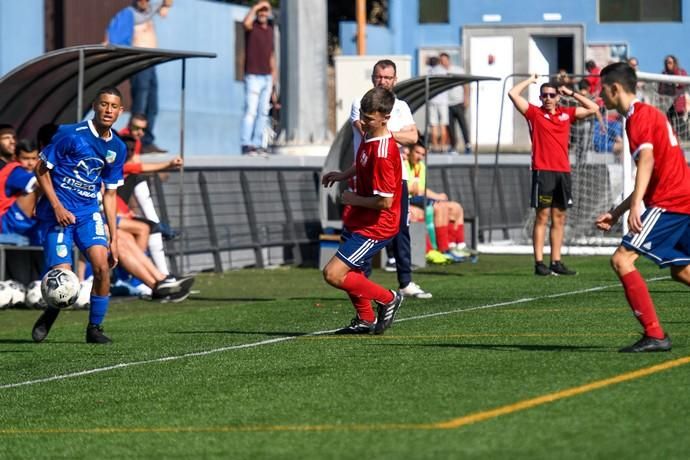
[{"xmin": 0, "ymin": 277, "xmax": 668, "ymax": 390}]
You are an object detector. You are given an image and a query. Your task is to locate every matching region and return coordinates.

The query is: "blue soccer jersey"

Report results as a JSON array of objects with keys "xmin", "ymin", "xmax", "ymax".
[{"xmin": 36, "ymin": 120, "xmax": 126, "ymax": 222}]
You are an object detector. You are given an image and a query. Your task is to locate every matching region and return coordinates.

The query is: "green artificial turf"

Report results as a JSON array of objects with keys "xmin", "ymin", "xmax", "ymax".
[{"xmin": 1, "ymin": 255, "xmax": 688, "ymax": 459}]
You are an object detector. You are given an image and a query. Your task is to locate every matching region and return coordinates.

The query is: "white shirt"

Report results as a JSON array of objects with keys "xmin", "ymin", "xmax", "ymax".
[
  {"xmin": 350, "ymin": 96, "xmax": 415, "ymax": 181},
  {"xmin": 446, "ymin": 65, "xmax": 466, "ymax": 106}
]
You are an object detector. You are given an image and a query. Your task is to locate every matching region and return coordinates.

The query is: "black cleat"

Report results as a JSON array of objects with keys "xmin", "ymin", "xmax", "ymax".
[
  {"xmin": 335, "ymin": 317, "xmax": 376, "ymax": 335},
  {"xmin": 550, "ymin": 261, "xmax": 577, "ymax": 276},
  {"xmin": 152, "ymin": 275, "xmax": 195, "ymax": 298},
  {"xmin": 619, "ymin": 334, "xmax": 671, "ymax": 353},
  {"xmin": 159, "ymin": 289, "xmax": 191, "ymax": 304},
  {"xmin": 31, "ymin": 307, "xmax": 61, "ymax": 343},
  {"xmin": 374, "ymin": 290, "xmax": 404, "ymax": 335},
  {"xmin": 534, "ymin": 262, "xmax": 553, "ymax": 276},
  {"xmin": 86, "ymin": 324, "xmax": 112, "ymax": 344}
]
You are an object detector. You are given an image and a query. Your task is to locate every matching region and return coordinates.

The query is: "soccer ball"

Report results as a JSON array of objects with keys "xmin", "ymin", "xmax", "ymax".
[
  {"xmin": 25, "ymin": 280, "xmax": 46, "ymax": 309},
  {"xmin": 0, "ymin": 281, "xmax": 12, "ymax": 309},
  {"xmin": 6, "ymin": 280, "xmax": 26, "ymax": 308},
  {"xmin": 41, "ymin": 269, "xmax": 80, "ymax": 309}
]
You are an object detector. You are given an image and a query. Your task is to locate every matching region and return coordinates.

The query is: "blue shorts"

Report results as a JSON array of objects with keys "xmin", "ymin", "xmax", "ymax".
[
  {"xmin": 336, "ymin": 229, "xmax": 392, "ymax": 270},
  {"xmin": 1, "ymin": 203, "xmax": 40, "ymax": 244},
  {"xmin": 622, "ymin": 208, "xmax": 690, "ymax": 267},
  {"xmin": 39, "ymin": 212, "xmax": 108, "ymax": 268}
]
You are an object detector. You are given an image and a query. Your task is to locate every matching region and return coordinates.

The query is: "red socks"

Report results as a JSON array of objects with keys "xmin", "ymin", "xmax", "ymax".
[
  {"xmin": 348, "ymin": 294, "xmax": 374, "ymax": 323},
  {"xmin": 454, "ymin": 223, "xmax": 465, "ymax": 244},
  {"xmin": 341, "ymin": 270, "xmax": 394, "ymax": 322},
  {"xmin": 620, "ymin": 270, "xmax": 665, "ymax": 339},
  {"xmin": 436, "ymin": 225, "xmax": 450, "ymax": 252}
]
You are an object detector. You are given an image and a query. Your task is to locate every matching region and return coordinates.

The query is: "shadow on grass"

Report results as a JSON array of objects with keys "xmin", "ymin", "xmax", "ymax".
[
  {"xmin": 400, "ymin": 343, "xmax": 610, "ymax": 352},
  {"xmin": 170, "ymin": 330, "xmax": 308, "ymax": 337},
  {"xmin": 188, "ymin": 296, "xmax": 344, "ymax": 302},
  {"xmin": 188, "ymin": 297, "xmax": 276, "ymax": 302}
]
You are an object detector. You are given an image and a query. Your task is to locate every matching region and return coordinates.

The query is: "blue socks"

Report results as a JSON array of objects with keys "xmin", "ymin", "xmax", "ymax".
[{"xmin": 89, "ymin": 295, "xmax": 109, "ymax": 326}]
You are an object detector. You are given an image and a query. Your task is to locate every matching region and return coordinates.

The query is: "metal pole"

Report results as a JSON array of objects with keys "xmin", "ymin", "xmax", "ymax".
[
  {"xmin": 178, "ymin": 59, "xmax": 187, "ymax": 274},
  {"xmin": 77, "ymin": 49, "xmax": 85, "ymax": 121},
  {"xmin": 356, "ymin": 0, "xmax": 366, "ymax": 55},
  {"xmin": 473, "ymin": 80, "xmax": 479, "ymax": 242}
]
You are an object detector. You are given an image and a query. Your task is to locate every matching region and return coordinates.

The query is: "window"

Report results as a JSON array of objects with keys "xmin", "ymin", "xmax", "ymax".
[
  {"xmin": 600, "ymin": 0, "xmax": 681, "ymax": 22},
  {"xmin": 419, "ymin": 0, "xmax": 448, "ymax": 23}
]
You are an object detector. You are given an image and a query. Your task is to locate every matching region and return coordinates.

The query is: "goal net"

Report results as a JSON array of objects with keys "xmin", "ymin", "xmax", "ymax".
[{"xmin": 513, "ymin": 70, "xmax": 690, "ymax": 253}]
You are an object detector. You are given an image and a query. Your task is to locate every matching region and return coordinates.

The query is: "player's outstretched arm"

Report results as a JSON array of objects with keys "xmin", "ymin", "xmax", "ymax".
[
  {"xmin": 596, "ymin": 194, "xmax": 632, "ymax": 231},
  {"xmin": 322, "ymin": 164, "xmax": 356, "ymax": 187},
  {"xmin": 35, "ymin": 159, "xmax": 75, "ymax": 226}
]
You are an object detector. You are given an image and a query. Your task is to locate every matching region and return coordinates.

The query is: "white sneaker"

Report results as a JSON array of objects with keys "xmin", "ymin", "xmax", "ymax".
[{"xmin": 399, "ymin": 282, "xmax": 432, "ymax": 299}]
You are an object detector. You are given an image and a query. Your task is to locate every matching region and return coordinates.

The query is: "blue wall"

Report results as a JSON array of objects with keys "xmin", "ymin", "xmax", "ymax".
[
  {"xmin": 0, "ymin": 0, "xmax": 44, "ymax": 76},
  {"xmin": 143, "ymin": 0, "xmax": 247, "ymax": 155},
  {"xmin": 339, "ymin": 0, "xmax": 690, "ymax": 76},
  {"xmin": 0, "ymin": 0, "xmax": 248, "ymax": 155}
]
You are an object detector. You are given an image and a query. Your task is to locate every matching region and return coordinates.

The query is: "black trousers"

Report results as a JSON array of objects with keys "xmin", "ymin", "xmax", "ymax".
[{"xmin": 448, "ymin": 103, "xmax": 470, "ymax": 148}]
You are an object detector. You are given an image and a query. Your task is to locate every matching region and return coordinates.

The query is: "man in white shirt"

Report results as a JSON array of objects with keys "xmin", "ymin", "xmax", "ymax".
[{"xmin": 440, "ymin": 53, "xmax": 471, "ymax": 154}]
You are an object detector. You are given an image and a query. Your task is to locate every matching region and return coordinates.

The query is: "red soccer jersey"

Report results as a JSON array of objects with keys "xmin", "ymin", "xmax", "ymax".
[
  {"xmin": 626, "ymin": 101, "xmax": 690, "ymax": 214},
  {"xmin": 342, "ymin": 134, "xmax": 402, "ymax": 240},
  {"xmin": 524, "ymin": 104, "xmax": 577, "ymax": 172}
]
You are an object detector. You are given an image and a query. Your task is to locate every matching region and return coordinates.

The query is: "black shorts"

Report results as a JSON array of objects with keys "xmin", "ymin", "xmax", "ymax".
[{"xmin": 530, "ymin": 170, "xmax": 573, "ymax": 209}]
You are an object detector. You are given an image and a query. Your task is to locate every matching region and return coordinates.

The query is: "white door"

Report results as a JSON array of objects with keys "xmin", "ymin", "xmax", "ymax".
[
  {"xmin": 469, "ymin": 36, "xmax": 514, "ymax": 145},
  {"xmin": 528, "ymin": 36, "xmax": 557, "ymax": 104}
]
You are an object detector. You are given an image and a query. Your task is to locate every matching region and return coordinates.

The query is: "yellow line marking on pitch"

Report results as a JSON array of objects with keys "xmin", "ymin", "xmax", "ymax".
[{"xmin": 2, "ymin": 355, "xmax": 688, "ymax": 435}]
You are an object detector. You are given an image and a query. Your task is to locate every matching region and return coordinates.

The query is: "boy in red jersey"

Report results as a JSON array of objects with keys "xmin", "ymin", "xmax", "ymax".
[
  {"xmin": 322, "ymin": 87, "xmax": 403, "ymax": 335},
  {"xmin": 509, "ymin": 74, "xmax": 599, "ymax": 276},
  {"xmin": 595, "ymin": 62, "xmax": 690, "ymax": 352}
]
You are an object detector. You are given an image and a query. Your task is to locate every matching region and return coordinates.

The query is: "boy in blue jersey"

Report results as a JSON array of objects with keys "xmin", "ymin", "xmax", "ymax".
[{"xmin": 31, "ymin": 88, "xmax": 128, "ymax": 344}]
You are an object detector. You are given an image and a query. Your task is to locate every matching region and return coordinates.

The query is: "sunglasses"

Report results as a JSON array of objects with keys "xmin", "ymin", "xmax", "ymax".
[{"xmin": 540, "ymin": 93, "xmax": 558, "ymax": 99}]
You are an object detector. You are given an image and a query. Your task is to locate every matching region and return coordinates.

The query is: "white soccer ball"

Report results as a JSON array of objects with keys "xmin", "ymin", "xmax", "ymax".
[
  {"xmin": 25, "ymin": 280, "xmax": 46, "ymax": 309},
  {"xmin": 41, "ymin": 268, "xmax": 80, "ymax": 309},
  {"xmin": 6, "ymin": 280, "xmax": 26, "ymax": 307},
  {"xmin": 0, "ymin": 281, "xmax": 12, "ymax": 309}
]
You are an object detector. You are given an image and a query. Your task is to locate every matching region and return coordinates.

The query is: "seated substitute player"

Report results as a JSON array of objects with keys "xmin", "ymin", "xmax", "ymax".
[
  {"xmin": 30, "ymin": 87, "xmax": 183, "ymax": 344},
  {"xmin": 0, "ymin": 140, "xmax": 41, "ymax": 243},
  {"xmin": 322, "ymin": 87, "xmax": 404, "ymax": 335},
  {"xmin": 595, "ymin": 62, "xmax": 690, "ymax": 352}
]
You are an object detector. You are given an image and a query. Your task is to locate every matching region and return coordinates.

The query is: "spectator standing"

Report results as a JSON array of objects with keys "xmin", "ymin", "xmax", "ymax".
[
  {"xmin": 508, "ymin": 74, "xmax": 599, "ymax": 276},
  {"xmin": 595, "ymin": 62, "xmax": 690, "ymax": 352},
  {"xmin": 241, "ymin": 1, "xmax": 276, "ymax": 156},
  {"xmin": 627, "ymin": 56, "xmax": 647, "ymax": 102},
  {"xmin": 324, "ymin": 59, "xmax": 431, "ymax": 299},
  {"xmin": 440, "ymin": 53, "xmax": 471, "ymax": 154},
  {"xmin": 584, "ymin": 60, "xmax": 601, "ymax": 97},
  {"xmin": 658, "ymin": 55, "xmax": 688, "ymax": 139},
  {"xmin": 0, "ymin": 124, "xmax": 17, "ymax": 167},
  {"xmin": 427, "ymin": 56, "xmax": 450, "ymax": 152},
  {"xmin": 105, "ymin": 0, "xmax": 172, "ymax": 153}
]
